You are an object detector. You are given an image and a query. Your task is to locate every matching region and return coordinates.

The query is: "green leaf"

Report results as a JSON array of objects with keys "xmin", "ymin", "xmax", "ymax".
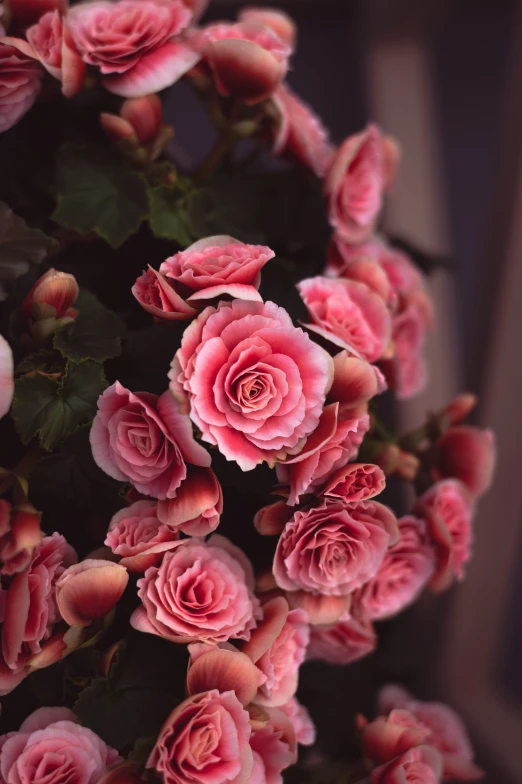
[
  {"xmin": 16, "ymin": 349, "xmax": 64, "ymax": 376},
  {"xmin": 54, "ymin": 289, "xmax": 124, "ymax": 363},
  {"xmin": 12, "ymin": 360, "xmax": 107, "ymax": 450},
  {"xmin": 0, "ymin": 202, "xmax": 56, "ymax": 301},
  {"xmin": 147, "ymin": 184, "xmax": 194, "ymax": 246},
  {"xmin": 53, "ymin": 143, "xmax": 149, "ymax": 249}
]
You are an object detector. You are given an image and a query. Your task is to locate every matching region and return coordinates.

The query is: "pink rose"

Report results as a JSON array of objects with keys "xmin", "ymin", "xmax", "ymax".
[
  {"xmin": 131, "ymin": 534, "xmax": 261, "ymax": 643},
  {"xmin": 433, "ymin": 426, "xmax": 496, "ymax": 499},
  {"xmin": 241, "ymin": 596, "xmax": 309, "ymax": 707},
  {"xmin": 0, "ymin": 43, "xmax": 43, "ymax": 132},
  {"xmin": 158, "ymin": 235, "xmax": 274, "ymax": 311},
  {"xmin": 297, "ymin": 276, "xmax": 392, "ymax": 362},
  {"xmin": 322, "ymin": 462, "xmax": 386, "ymax": 503},
  {"xmin": 170, "ymin": 299, "xmax": 333, "ymax": 471},
  {"xmin": 68, "ymin": 0, "xmax": 199, "ymax": 97},
  {"xmin": 148, "ymin": 689, "xmax": 253, "ymax": 784},
  {"xmin": 378, "ymin": 685, "xmax": 484, "ymax": 781},
  {"xmin": 371, "ymin": 745, "xmax": 443, "ymax": 783},
  {"xmin": 271, "ymin": 84, "xmax": 334, "ymax": 177},
  {"xmin": 250, "ymin": 707, "xmax": 297, "ymax": 784},
  {"xmin": 307, "ymin": 612, "xmax": 376, "ymax": 665},
  {"xmin": 0, "ymin": 533, "xmax": 76, "ymax": 695},
  {"xmin": 23, "ymin": 10, "xmax": 85, "ymax": 96},
  {"xmin": 280, "ymin": 697, "xmax": 316, "ymax": 746},
  {"xmin": 238, "ymin": 7, "xmax": 296, "ymax": 48},
  {"xmin": 362, "ymin": 709, "xmax": 430, "ymax": 764},
  {"xmin": 196, "ymin": 21, "xmax": 291, "ymax": 104},
  {"xmin": 414, "ymin": 479, "xmax": 474, "ymax": 593},
  {"xmin": 0, "ymin": 335, "xmax": 13, "ymax": 419},
  {"xmin": 273, "ymin": 500, "xmax": 399, "ymax": 597},
  {"xmin": 0, "ymin": 501, "xmax": 41, "ymax": 575},
  {"xmin": 105, "ymin": 500, "xmax": 180, "ymax": 572},
  {"xmin": 132, "ymin": 267, "xmax": 197, "ymax": 323},
  {"xmin": 353, "ymin": 515, "xmax": 435, "ymax": 621},
  {"xmin": 90, "ymin": 382, "xmax": 211, "ymax": 500},
  {"xmin": 324, "ymin": 125, "xmax": 399, "ymax": 244},
  {"xmin": 275, "ymin": 403, "xmax": 370, "ymax": 505},
  {"xmin": 0, "ymin": 706, "xmax": 121, "ymax": 784}
]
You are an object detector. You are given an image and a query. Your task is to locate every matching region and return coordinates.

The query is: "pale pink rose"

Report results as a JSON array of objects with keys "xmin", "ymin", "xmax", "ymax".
[
  {"xmin": 131, "ymin": 534, "xmax": 261, "ymax": 644},
  {"xmin": 0, "ymin": 336, "xmax": 13, "ymax": 419},
  {"xmin": 106, "ymin": 501, "xmax": 180, "ymax": 571},
  {"xmin": 0, "ymin": 707, "xmax": 121, "ymax": 784},
  {"xmin": 170, "ymin": 299, "xmax": 333, "ymax": 471},
  {"xmin": 362, "ymin": 709, "xmax": 430, "ymax": 764},
  {"xmin": 0, "ymin": 533, "xmax": 76, "ymax": 695},
  {"xmin": 274, "ymin": 500, "xmax": 398, "ymax": 597},
  {"xmin": 414, "ymin": 479, "xmax": 474, "ymax": 593},
  {"xmin": 297, "ymin": 276, "xmax": 392, "ymax": 362},
  {"xmin": 159, "ymin": 235, "xmax": 274, "ymax": 309},
  {"xmin": 371, "ymin": 745, "xmax": 443, "ymax": 783},
  {"xmin": 378, "ymin": 685, "xmax": 484, "ymax": 781},
  {"xmin": 0, "ymin": 501, "xmax": 41, "ymax": 576},
  {"xmin": 0, "ymin": 43, "xmax": 43, "ymax": 132},
  {"xmin": 24, "ymin": 10, "xmax": 85, "ymax": 96},
  {"xmin": 238, "ymin": 7, "xmax": 296, "ymax": 48},
  {"xmin": 6, "ymin": 0, "xmax": 65, "ymax": 29},
  {"xmin": 322, "ymin": 462, "xmax": 386, "ymax": 503},
  {"xmin": 147, "ymin": 689, "xmax": 253, "ymax": 784},
  {"xmin": 90, "ymin": 382, "xmax": 211, "ymax": 500},
  {"xmin": 55, "ymin": 559, "xmax": 128, "ymax": 627},
  {"xmin": 324, "ymin": 126, "xmax": 399, "ymax": 244},
  {"xmin": 250, "ymin": 707, "xmax": 297, "ymax": 784},
  {"xmin": 241, "ymin": 597, "xmax": 309, "ymax": 707},
  {"xmin": 433, "ymin": 426, "xmax": 496, "ymax": 499},
  {"xmin": 328, "ymin": 351, "xmax": 387, "ymax": 413},
  {"xmin": 156, "ymin": 466, "xmax": 223, "ymax": 537},
  {"xmin": 68, "ymin": 0, "xmax": 199, "ymax": 97},
  {"xmin": 271, "ymin": 84, "xmax": 334, "ymax": 177},
  {"xmin": 280, "ymin": 697, "xmax": 315, "ymax": 746},
  {"xmin": 307, "ymin": 612, "xmax": 376, "ymax": 665},
  {"xmin": 276, "ymin": 403, "xmax": 370, "ymax": 505},
  {"xmin": 353, "ymin": 515, "xmax": 435, "ymax": 621},
  {"xmin": 196, "ymin": 21, "xmax": 291, "ymax": 104}
]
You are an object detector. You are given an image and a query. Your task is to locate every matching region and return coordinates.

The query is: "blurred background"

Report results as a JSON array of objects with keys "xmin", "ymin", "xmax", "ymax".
[{"xmin": 166, "ymin": 1, "xmax": 522, "ymax": 781}]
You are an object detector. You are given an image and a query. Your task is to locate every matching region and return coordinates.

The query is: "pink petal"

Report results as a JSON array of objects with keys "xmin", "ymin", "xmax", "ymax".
[
  {"xmin": 56, "ymin": 560, "xmax": 129, "ymax": 626},
  {"xmin": 186, "ymin": 283, "xmax": 263, "ymax": 303},
  {"xmin": 187, "ymin": 648, "xmax": 260, "ymax": 705},
  {"xmin": 0, "ymin": 336, "xmax": 14, "ymax": 419},
  {"xmin": 241, "ymin": 596, "xmax": 288, "ymax": 663}
]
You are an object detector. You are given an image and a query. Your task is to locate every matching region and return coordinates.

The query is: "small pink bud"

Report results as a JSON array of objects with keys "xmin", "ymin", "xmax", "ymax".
[
  {"xmin": 444, "ymin": 392, "xmax": 478, "ymax": 425},
  {"xmin": 238, "ymin": 7, "xmax": 297, "ymax": 48},
  {"xmin": 433, "ymin": 425, "xmax": 496, "ymax": 498},
  {"xmin": 120, "ymin": 94, "xmax": 163, "ymax": 146},
  {"xmin": 22, "ymin": 268, "xmax": 79, "ymax": 321},
  {"xmin": 55, "ymin": 559, "xmax": 129, "ymax": 627},
  {"xmin": 395, "ymin": 450, "xmax": 420, "ymax": 481},
  {"xmin": 99, "ymin": 112, "xmax": 138, "ymax": 147},
  {"xmin": 254, "ymin": 499, "xmax": 292, "ymax": 536}
]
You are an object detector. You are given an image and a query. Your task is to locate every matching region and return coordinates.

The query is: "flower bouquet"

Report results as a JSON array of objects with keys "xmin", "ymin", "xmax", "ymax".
[{"xmin": 0, "ymin": 1, "xmax": 496, "ymax": 782}]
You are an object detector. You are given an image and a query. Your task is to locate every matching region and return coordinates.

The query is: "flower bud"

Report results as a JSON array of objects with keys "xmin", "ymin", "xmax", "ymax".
[
  {"xmin": 101, "ymin": 95, "xmax": 171, "ymax": 164},
  {"xmin": 22, "ymin": 268, "xmax": 79, "ymax": 321},
  {"xmin": 238, "ymin": 7, "xmax": 297, "ymax": 48},
  {"xmin": 443, "ymin": 392, "xmax": 477, "ymax": 425},
  {"xmin": 55, "ymin": 559, "xmax": 129, "ymax": 627},
  {"xmin": 328, "ymin": 351, "xmax": 387, "ymax": 411},
  {"xmin": 433, "ymin": 425, "xmax": 495, "ymax": 499},
  {"xmin": 373, "ymin": 443, "xmax": 401, "ymax": 475},
  {"xmin": 395, "ymin": 450, "xmax": 420, "ymax": 481},
  {"xmin": 121, "ymin": 94, "xmax": 162, "ymax": 145}
]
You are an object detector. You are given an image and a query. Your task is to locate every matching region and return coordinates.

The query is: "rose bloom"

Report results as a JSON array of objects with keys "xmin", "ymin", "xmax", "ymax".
[
  {"xmin": 362, "ymin": 709, "xmax": 430, "ymax": 765},
  {"xmin": 0, "ymin": 42, "xmax": 43, "ymax": 133},
  {"xmin": 132, "ymin": 267, "xmax": 198, "ymax": 322},
  {"xmin": 297, "ymin": 276, "xmax": 392, "ymax": 362},
  {"xmin": 105, "ymin": 500, "xmax": 180, "ymax": 572},
  {"xmin": 433, "ymin": 425, "xmax": 496, "ymax": 499},
  {"xmin": 0, "ymin": 533, "xmax": 76, "ymax": 695},
  {"xmin": 147, "ymin": 689, "xmax": 253, "ymax": 784},
  {"xmin": 353, "ymin": 515, "xmax": 435, "ymax": 621},
  {"xmin": 90, "ymin": 382, "xmax": 211, "ymax": 500},
  {"xmin": 280, "ymin": 697, "xmax": 316, "ymax": 746},
  {"xmin": 378, "ymin": 684, "xmax": 484, "ymax": 781},
  {"xmin": 170, "ymin": 299, "xmax": 333, "ymax": 471},
  {"xmin": 196, "ymin": 20, "xmax": 291, "ymax": 104},
  {"xmin": 324, "ymin": 125, "xmax": 399, "ymax": 244},
  {"xmin": 0, "ymin": 706, "xmax": 121, "ymax": 784},
  {"xmin": 0, "ymin": 500, "xmax": 41, "ymax": 576},
  {"xmin": 0, "ymin": 335, "xmax": 13, "ymax": 419},
  {"xmin": 249, "ymin": 707, "xmax": 297, "ymax": 784},
  {"xmin": 68, "ymin": 0, "xmax": 199, "ymax": 97},
  {"xmin": 307, "ymin": 612, "xmax": 376, "ymax": 665},
  {"xmin": 276, "ymin": 403, "xmax": 370, "ymax": 505},
  {"xmin": 131, "ymin": 535, "xmax": 261, "ymax": 644},
  {"xmin": 322, "ymin": 462, "xmax": 386, "ymax": 503},
  {"xmin": 273, "ymin": 500, "xmax": 398, "ymax": 597},
  {"xmin": 271, "ymin": 83, "xmax": 334, "ymax": 177},
  {"xmin": 414, "ymin": 479, "xmax": 474, "ymax": 593},
  {"xmin": 371, "ymin": 745, "xmax": 443, "ymax": 784}
]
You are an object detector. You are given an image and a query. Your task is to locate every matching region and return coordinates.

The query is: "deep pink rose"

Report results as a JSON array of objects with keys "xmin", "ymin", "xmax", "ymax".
[
  {"xmin": 68, "ymin": 0, "xmax": 199, "ymax": 97},
  {"xmin": 196, "ymin": 21, "xmax": 291, "ymax": 104},
  {"xmin": 276, "ymin": 403, "xmax": 370, "ymax": 505},
  {"xmin": 147, "ymin": 689, "xmax": 253, "ymax": 784},
  {"xmin": 297, "ymin": 276, "xmax": 392, "ymax": 362},
  {"xmin": 0, "ymin": 336, "xmax": 13, "ymax": 419},
  {"xmin": 159, "ymin": 235, "xmax": 274, "ymax": 310},
  {"xmin": 353, "ymin": 515, "xmax": 435, "ymax": 621},
  {"xmin": 378, "ymin": 685, "xmax": 484, "ymax": 781},
  {"xmin": 105, "ymin": 500, "xmax": 180, "ymax": 571},
  {"xmin": 238, "ymin": 7, "xmax": 296, "ymax": 48},
  {"xmin": 170, "ymin": 299, "xmax": 333, "ymax": 471},
  {"xmin": 0, "ymin": 533, "xmax": 76, "ymax": 695},
  {"xmin": 0, "ymin": 42, "xmax": 43, "ymax": 132},
  {"xmin": 273, "ymin": 500, "xmax": 399, "ymax": 597},
  {"xmin": 131, "ymin": 534, "xmax": 261, "ymax": 643},
  {"xmin": 280, "ymin": 697, "xmax": 315, "ymax": 746},
  {"xmin": 271, "ymin": 84, "xmax": 334, "ymax": 177},
  {"xmin": 371, "ymin": 745, "xmax": 443, "ymax": 783},
  {"xmin": 307, "ymin": 612, "xmax": 376, "ymax": 665},
  {"xmin": 0, "ymin": 501, "xmax": 41, "ymax": 576},
  {"xmin": 0, "ymin": 706, "xmax": 121, "ymax": 784},
  {"xmin": 362, "ymin": 709, "xmax": 430, "ymax": 765},
  {"xmin": 324, "ymin": 125, "xmax": 399, "ymax": 244},
  {"xmin": 22, "ymin": 10, "xmax": 85, "ymax": 96},
  {"xmin": 433, "ymin": 426, "xmax": 496, "ymax": 499},
  {"xmin": 250, "ymin": 707, "xmax": 297, "ymax": 784},
  {"xmin": 322, "ymin": 462, "xmax": 386, "ymax": 503},
  {"xmin": 90, "ymin": 382, "xmax": 211, "ymax": 500},
  {"xmin": 414, "ymin": 479, "xmax": 474, "ymax": 593}
]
